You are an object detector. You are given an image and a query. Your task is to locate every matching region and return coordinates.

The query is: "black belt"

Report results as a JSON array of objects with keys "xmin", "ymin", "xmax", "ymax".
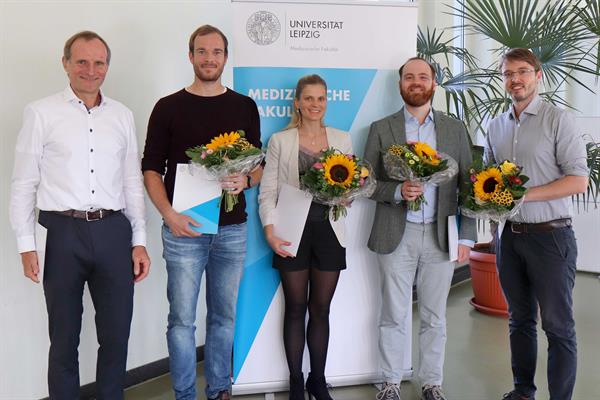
[
  {"xmin": 53, "ymin": 209, "xmax": 119, "ymax": 221},
  {"xmin": 509, "ymin": 218, "xmax": 571, "ymax": 234}
]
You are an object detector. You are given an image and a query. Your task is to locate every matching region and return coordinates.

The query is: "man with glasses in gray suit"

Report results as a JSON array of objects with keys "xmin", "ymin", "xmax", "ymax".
[{"xmin": 365, "ymin": 57, "xmax": 476, "ymax": 400}]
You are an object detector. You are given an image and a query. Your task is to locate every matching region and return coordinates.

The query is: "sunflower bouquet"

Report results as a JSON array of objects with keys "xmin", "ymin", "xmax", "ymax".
[
  {"xmin": 186, "ymin": 130, "xmax": 264, "ymax": 212},
  {"xmin": 300, "ymin": 148, "xmax": 376, "ymax": 221},
  {"xmin": 383, "ymin": 141, "xmax": 458, "ymax": 211},
  {"xmin": 460, "ymin": 158, "xmax": 529, "ymax": 222}
]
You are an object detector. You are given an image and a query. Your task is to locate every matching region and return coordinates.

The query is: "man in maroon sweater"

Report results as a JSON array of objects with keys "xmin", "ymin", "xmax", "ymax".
[{"xmin": 142, "ymin": 25, "xmax": 262, "ymax": 400}]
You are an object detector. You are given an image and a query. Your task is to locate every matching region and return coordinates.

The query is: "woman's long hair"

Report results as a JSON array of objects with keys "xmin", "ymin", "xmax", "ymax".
[{"xmin": 285, "ymin": 74, "xmax": 327, "ymax": 130}]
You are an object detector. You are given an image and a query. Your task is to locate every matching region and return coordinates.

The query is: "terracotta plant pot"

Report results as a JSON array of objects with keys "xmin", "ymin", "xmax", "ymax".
[{"xmin": 469, "ymin": 243, "xmax": 508, "ymax": 317}]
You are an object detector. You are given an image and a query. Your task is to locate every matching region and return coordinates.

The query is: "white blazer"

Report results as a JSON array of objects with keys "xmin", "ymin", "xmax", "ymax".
[{"xmin": 258, "ymin": 127, "xmax": 353, "ymax": 247}]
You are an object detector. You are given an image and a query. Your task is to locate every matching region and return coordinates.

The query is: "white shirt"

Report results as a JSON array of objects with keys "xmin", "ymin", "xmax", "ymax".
[{"xmin": 10, "ymin": 86, "xmax": 146, "ymax": 253}]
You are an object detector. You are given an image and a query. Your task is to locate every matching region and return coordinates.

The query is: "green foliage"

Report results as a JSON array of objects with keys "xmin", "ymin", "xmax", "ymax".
[
  {"xmin": 461, "ymin": 157, "xmax": 529, "ymax": 215},
  {"xmin": 300, "ymin": 148, "xmax": 373, "ymax": 221},
  {"xmin": 300, "ymin": 148, "xmax": 365, "ymax": 198},
  {"xmin": 186, "ymin": 130, "xmax": 262, "ymax": 168},
  {"xmin": 387, "ymin": 143, "xmax": 448, "ymax": 177},
  {"xmin": 419, "ymin": 0, "xmax": 600, "ymax": 212}
]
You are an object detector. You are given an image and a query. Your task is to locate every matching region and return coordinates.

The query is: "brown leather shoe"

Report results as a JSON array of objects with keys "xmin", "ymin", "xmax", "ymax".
[{"xmin": 218, "ymin": 390, "xmax": 231, "ymax": 400}]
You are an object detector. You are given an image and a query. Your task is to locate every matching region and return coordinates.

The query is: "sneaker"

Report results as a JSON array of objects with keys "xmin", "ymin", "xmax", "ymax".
[
  {"xmin": 376, "ymin": 382, "xmax": 401, "ymax": 400},
  {"xmin": 501, "ymin": 391, "xmax": 532, "ymax": 400},
  {"xmin": 422, "ymin": 384, "xmax": 447, "ymax": 400}
]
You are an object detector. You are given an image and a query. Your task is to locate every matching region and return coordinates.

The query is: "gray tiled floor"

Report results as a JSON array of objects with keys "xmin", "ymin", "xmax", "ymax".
[{"xmin": 125, "ymin": 272, "xmax": 600, "ymax": 400}]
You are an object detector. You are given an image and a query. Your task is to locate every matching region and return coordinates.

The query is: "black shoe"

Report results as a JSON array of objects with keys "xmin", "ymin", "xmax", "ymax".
[
  {"xmin": 211, "ymin": 390, "xmax": 230, "ymax": 400},
  {"xmin": 305, "ymin": 373, "xmax": 333, "ymax": 400},
  {"xmin": 289, "ymin": 373, "xmax": 306, "ymax": 400},
  {"xmin": 502, "ymin": 390, "xmax": 532, "ymax": 400}
]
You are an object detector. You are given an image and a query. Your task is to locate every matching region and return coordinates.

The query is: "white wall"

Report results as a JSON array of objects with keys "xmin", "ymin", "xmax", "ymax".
[{"xmin": 0, "ymin": 1, "xmax": 233, "ymax": 398}]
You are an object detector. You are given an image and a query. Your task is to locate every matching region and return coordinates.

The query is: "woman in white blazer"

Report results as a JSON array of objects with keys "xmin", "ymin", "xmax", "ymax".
[{"xmin": 258, "ymin": 75, "xmax": 352, "ymax": 400}]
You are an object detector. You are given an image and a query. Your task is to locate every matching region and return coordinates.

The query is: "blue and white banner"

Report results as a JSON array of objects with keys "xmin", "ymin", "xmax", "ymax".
[{"xmin": 232, "ymin": 0, "xmax": 417, "ymax": 394}]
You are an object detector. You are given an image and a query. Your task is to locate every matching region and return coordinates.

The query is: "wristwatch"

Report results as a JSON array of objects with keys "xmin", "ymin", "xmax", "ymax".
[{"xmin": 246, "ymin": 175, "xmax": 252, "ymax": 189}]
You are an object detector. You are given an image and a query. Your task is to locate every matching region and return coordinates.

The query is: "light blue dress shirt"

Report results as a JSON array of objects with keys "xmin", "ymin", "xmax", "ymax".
[
  {"xmin": 394, "ymin": 108, "xmax": 438, "ymax": 224},
  {"xmin": 394, "ymin": 108, "xmax": 474, "ymax": 248}
]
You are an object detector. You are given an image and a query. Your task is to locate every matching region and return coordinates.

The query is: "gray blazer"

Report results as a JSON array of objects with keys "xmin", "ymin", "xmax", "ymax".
[{"xmin": 364, "ymin": 108, "xmax": 476, "ymax": 254}]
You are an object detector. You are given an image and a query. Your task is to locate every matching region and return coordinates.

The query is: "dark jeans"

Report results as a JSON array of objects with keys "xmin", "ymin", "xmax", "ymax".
[
  {"xmin": 39, "ymin": 210, "xmax": 134, "ymax": 400},
  {"xmin": 496, "ymin": 225, "xmax": 577, "ymax": 400}
]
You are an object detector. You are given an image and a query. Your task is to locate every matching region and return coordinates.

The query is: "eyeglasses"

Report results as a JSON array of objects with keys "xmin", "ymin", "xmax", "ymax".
[{"xmin": 501, "ymin": 69, "xmax": 535, "ymax": 80}]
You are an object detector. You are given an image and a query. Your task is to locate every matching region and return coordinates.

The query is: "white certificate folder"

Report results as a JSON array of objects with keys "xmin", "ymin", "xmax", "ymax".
[
  {"xmin": 172, "ymin": 163, "xmax": 222, "ymax": 234},
  {"xmin": 448, "ymin": 215, "xmax": 459, "ymax": 262},
  {"xmin": 273, "ymin": 184, "xmax": 312, "ymax": 257}
]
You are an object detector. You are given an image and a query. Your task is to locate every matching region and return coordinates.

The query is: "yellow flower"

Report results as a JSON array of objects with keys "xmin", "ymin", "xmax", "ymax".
[
  {"xmin": 414, "ymin": 142, "xmax": 441, "ymax": 166},
  {"xmin": 360, "ymin": 166, "xmax": 369, "ymax": 178},
  {"xmin": 500, "ymin": 161, "xmax": 517, "ymax": 175},
  {"xmin": 206, "ymin": 131, "xmax": 241, "ymax": 151},
  {"xmin": 473, "ymin": 167, "xmax": 503, "ymax": 201},
  {"xmin": 413, "ymin": 142, "xmax": 437, "ymax": 158},
  {"xmin": 323, "ymin": 154, "xmax": 357, "ymax": 188},
  {"xmin": 491, "ymin": 189, "xmax": 514, "ymax": 206},
  {"xmin": 388, "ymin": 144, "xmax": 405, "ymax": 156},
  {"xmin": 423, "ymin": 157, "xmax": 441, "ymax": 166}
]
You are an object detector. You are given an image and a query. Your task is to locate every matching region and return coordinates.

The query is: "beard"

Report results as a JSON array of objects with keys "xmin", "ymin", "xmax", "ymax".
[
  {"xmin": 193, "ymin": 63, "xmax": 224, "ymax": 82},
  {"xmin": 508, "ymin": 84, "xmax": 536, "ymax": 103},
  {"xmin": 401, "ymin": 83, "xmax": 434, "ymax": 107}
]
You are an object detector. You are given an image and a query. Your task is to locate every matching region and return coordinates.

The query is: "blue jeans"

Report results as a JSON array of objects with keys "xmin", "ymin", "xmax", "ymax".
[
  {"xmin": 497, "ymin": 225, "xmax": 577, "ymax": 400},
  {"xmin": 162, "ymin": 223, "xmax": 247, "ymax": 400}
]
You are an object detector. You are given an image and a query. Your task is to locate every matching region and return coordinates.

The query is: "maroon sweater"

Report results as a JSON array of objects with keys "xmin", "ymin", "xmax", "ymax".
[{"xmin": 142, "ymin": 88, "xmax": 261, "ymax": 225}]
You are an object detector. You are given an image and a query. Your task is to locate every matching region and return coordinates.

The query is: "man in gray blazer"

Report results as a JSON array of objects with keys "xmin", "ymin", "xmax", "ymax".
[{"xmin": 365, "ymin": 57, "xmax": 476, "ymax": 400}]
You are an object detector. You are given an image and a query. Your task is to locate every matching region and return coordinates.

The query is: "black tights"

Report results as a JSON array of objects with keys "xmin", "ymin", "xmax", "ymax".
[{"xmin": 279, "ymin": 268, "xmax": 340, "ymax": 378}]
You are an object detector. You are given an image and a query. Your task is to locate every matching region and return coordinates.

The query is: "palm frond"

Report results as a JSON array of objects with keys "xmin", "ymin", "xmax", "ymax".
[
  {"xmin": 416, "ymin": 26, "xmax": 479, "ymax": 71},
  {"xmin": 423, "ymin": 0, "xmax": 600, "ymax": 214},
  {"xmin": 449, "ymin": 0, "xmax": 540, "ymax": 49},
  {"xmin": 451, "ymin": 0, "xmax": 596, "ymax": 93},
  {"xmin": 575, "ymin": 0, "xmax": 600, "ymax": 76},
  {"xmin": 586, "ymin": 139, "xmax": 600, "ymax": 208},
  {"xmin": 532, "ymin": 0, "xmax": 597, "ymax": 92}
]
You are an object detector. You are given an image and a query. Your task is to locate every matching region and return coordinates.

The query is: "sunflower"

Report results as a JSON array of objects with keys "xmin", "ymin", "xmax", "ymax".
[
  {"xmin": 414, "ymin": 142, "xmax": 441, "ymax": 166},
  {"xmin": 413, "ymin": 142, "xmax": 437, "ymax": 158},
  {"xmin": 473, "ymin": 167, "xmax": 503, "ymax": 201},
  {"xmin": 323, "ymin": 154, "xmax": 356, "ymax": 187},
  {"xmin": 423, "ymin": 156, "xmax": 441, "ymax": 166},
  {"xmin": 205, "ymin": 131, "xmax": 241, "ymax": 151}
]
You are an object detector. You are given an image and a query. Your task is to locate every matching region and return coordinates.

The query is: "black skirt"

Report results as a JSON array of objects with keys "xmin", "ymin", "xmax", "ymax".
[{"xmin": 273, "ymin": 203, "xmax": 346, "ymax": 272}]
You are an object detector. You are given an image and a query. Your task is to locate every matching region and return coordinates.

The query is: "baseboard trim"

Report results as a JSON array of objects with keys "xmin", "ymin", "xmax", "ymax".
[
  {"xmin": 451, "ymin": 264, "xmax": 471, "ymax": 286},
  {"xmin": 39, "ymin": 346, "xmax": 204, "ymax": 400}
]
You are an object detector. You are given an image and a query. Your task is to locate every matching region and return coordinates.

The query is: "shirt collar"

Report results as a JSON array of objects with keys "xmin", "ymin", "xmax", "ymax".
[
  {"xmin": 62, "ymin": 85, "xmax": 107, "ymax": 107},
  {"xmin": 403, "ymin": 107, "xmax": 434, "ymax": 125},
  {"xmin": 509, "ymin": 94, "xmax": 541, "ymax": 120}
]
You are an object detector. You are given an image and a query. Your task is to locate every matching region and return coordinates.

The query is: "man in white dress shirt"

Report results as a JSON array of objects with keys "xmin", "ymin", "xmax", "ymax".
[{"xmin": 9, "ymin": 31, "xmax": 150, "ymax": 400}]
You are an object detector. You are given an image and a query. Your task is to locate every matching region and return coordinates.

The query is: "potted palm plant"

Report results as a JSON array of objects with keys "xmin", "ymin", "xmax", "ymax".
[{"xmin": 417, "ymin": 0, "xmax": 600, "ymax": 316}]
